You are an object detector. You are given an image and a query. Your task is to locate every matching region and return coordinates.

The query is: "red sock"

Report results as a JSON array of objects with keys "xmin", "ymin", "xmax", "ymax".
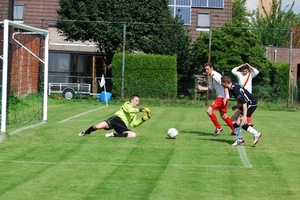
[
  {"xmin": 247, "ymin": 117, "xmax": 252, "ymax": 124},
  {"xmin": 209, "ymin": 113, "xmax": 221, "ymax": 129},
  {"xmin": 224, "ymin": 117, "xmax": 235, "ymax": 132}
]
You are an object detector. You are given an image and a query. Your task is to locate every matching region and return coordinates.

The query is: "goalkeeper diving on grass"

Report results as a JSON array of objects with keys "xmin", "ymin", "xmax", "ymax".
[{"xmin": 78, "ymin": 94, "xmax": 151, "ymax": 138}]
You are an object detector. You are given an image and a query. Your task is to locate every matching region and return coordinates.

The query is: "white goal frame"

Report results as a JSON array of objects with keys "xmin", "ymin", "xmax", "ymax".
[{"xmin": 1, "ymin": 19, "xmax": 49, "ymax": 133}]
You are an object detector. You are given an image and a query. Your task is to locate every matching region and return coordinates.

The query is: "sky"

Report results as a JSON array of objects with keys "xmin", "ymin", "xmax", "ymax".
[{"xmin": 281, "ymin": 0, "xmax": 300, "ymax": 14}]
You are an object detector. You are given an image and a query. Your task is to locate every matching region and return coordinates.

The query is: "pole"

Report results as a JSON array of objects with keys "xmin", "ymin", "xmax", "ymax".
[
  {"xmin": 43, "ymin": 32, "xmax": 49, "ymax": 122},
  {"xmin": 288, "ymin": 28, "xmax": 293, "ymax": 108},
  {"xmin": 206, "ymin": 29, "xmax": 212, "ymax": 106},
  {"xmin": 121, "ymin": 23, "xmax": 126, "ymax": 99},
  {"xmin": 1, "ymin": 20, "xmax": 9, "ymax": 132}
]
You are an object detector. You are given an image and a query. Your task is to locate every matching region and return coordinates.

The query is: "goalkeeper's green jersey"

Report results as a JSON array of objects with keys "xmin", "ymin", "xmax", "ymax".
[{"xmin": 114, "ymin": 101, "xmax": 144, "ymax": 128}]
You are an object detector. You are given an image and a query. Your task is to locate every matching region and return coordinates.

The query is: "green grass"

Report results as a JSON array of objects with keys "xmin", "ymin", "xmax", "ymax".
[{"xmin": 0, "ymin": 99, "xmax": 300, "ymax": 199}]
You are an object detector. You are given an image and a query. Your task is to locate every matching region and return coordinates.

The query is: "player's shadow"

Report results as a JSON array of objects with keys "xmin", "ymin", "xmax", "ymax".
[
  {"xmin": 180, "ymin": 130, "xmax": 213, "ymax": 136},
  {"xmin": 180, "ymin": 130, "xmax": 234, "ymax": 145},
  {"xmin": 199, "ymin": 137, "xmax": 234, "ymax": 145}
]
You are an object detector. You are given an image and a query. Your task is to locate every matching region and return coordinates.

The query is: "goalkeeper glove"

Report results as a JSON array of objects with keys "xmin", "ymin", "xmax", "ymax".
[
  {"xmin": 139, "ymin": 108, "xmax": 151, "ymax": 114},
  {"xmin": 142, "ymin": 112, "xmax": 151, "ymax": 121},
  {"xmin": 143, "ymin": 108, "xmax": 151, "ymax": 114}
]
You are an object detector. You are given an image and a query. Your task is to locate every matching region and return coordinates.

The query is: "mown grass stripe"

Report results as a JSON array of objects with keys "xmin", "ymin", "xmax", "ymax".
[{"xmin": 0, "ymin": 159, "xmax": 246, "ymax": 168}]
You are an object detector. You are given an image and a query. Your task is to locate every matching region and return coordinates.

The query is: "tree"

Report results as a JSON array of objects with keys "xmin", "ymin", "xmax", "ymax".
[
  {"xmin": 290, "ymin": 14, "xmax": 300, "ymax": 47},
  {"xmin": 190, "ymin": 23, "xmax": 272, "ymax": 99},
  {"xmin": 251, "ymin": 0, "xmax": 295, "ymax": 47},
  {"xmin": 56, "ymin": 0, "xmax": 191, "ymax": 79},
  {"xmin": 232, "ymin": 0, "xmax": 252, "ymax": 26}
]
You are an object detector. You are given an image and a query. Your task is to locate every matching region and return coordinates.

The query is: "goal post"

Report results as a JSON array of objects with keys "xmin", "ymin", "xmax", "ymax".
[{"xmin": 1, "ymin": 19, "xmax": 49, "ymax": 133}]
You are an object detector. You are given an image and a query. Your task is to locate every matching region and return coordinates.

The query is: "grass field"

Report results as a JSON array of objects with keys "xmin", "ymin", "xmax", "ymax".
[{"xmin": 0, "ymin": 99, "xmax": 299, "ymax": 199}]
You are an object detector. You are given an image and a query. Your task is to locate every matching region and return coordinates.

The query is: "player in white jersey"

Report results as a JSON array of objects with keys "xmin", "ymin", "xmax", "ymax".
[
  {"xmin": 231, "ymin": 63, "xmax": 259, "ymax": 126},
  {"xmin": 197, "ymin": 63, "xmax": 235, "ymax": 136}
]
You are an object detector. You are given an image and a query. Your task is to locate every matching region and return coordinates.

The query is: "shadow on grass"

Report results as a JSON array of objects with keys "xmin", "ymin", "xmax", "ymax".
[
  {"xmin": 199, "ymin": 137, "xmax": 233, "ymax": 145},
  {"xmin": 180, "ymin": 130, "xmax": 235, "ymax": 145},
  {"xmin": 180, "ymin": 130, "xmax": 212, "ymax": 136}
]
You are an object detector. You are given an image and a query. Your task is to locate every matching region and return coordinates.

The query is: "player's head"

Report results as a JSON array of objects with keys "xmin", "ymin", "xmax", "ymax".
[
  {"xmin": 129, "ymin": 94, "xmax": 140, "ymax": 107},
  {"xmin": 221, "ymin": 75, "xmax": 232, "ymax": 88},
  {"xmin": 204, "ymin": 62, "xmax": 214, "ymax": 75},
  {"xmin": 241, "ymin": 64, "xmax": 249, "ymax": 75}
]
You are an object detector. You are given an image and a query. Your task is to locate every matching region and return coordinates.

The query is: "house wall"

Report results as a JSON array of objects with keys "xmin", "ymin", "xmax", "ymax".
[
  {"xmin": 189, "ymin": 0, "xmax": 232, "ymax": 40},
  {"xmin": 0, "ymin": 28, "xmax": 42, "ymax": 96},
  {"xmin": 0, "ymin": 0, "xmax": 60, "ymax": 29},
  {"xmin": 258, "ymin": 0, "xmax": 274, "ymax": 15},
  {"xmin": 10, "ymin": 34, "xmax": 42, "ymax": 95},
  {"xmin": 266, "ymin": 46, "xmax": 300, "ymax": 82}
]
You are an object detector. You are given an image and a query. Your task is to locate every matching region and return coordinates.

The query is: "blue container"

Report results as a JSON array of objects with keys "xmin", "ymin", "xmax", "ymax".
[{"xmin": 97, "ymin": 91, "xmax": 112, "ymax": 102}]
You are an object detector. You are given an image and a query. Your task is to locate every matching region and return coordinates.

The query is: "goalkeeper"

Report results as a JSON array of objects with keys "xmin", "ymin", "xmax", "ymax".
[{"xmin": 78, "ymin": 94, "xmax": 151, "ymax": 138}]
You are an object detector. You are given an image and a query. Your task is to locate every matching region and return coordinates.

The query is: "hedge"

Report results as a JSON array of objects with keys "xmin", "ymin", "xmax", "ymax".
[{"xmin": 111, "ymin": 53, "xmax": 177, "ymax": 99}]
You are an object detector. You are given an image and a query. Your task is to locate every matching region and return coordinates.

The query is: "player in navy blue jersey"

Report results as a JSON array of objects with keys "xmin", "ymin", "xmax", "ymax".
[{"xmin": 221, "ymin": 75, "xmax": 262, "ymax": 146}]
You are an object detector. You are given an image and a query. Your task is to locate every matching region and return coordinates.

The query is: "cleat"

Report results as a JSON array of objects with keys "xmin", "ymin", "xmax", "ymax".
[
  {"xmin": 105, "ymin": 132, "xmax": 115, "ymax": 138},
  {"xmin": 213, "ymin": 128, "xmax": 223, "ymax": 136},
  {"xmin": 231, "ymin": 132, "xmax": 236, "ymax": 136},
  {"xmin": 253, "ymin": 132, "xmax": 262, "ymax": 145},
  {"xmin": 78, "ymin": 131, "xmax": 86, "ymax": 136},
  {"xmin": 232, "ymin": 138, "xmax": 245, "ymax": 146}
]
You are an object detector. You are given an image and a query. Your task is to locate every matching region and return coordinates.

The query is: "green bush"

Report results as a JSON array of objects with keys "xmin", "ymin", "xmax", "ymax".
[
  {"xmin": 252, "ymin": 62, "xmax": 289, "ymax": 102},
  {"xmin": 270, "ymin": 62, "xmax": 289, "ymax": 100},
  {"xmin": 111, "ymin": 53, "xmax": 177, "ymax": 99}
]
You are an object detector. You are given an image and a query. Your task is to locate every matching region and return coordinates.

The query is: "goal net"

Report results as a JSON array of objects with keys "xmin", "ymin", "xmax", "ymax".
[{"xmin": 0, "ymin": 19, "xmax": 49, "ymax": 133}]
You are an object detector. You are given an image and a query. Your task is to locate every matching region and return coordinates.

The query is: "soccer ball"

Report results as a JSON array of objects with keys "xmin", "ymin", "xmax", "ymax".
[{"xmin": 167, "ymin": 128, "xmax": 178, "ymax": 138}]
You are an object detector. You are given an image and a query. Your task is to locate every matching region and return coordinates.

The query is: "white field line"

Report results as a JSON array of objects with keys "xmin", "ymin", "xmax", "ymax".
[
  {"xmin": 58, "ymin": 105, "xmax": 108, "ymax": 123},
  {"xmin": 237, "ymin": 146, "xmax": 252, "ymax": 168},
  {"xmin": 0, "ymin": 159, "xmax": 246, "ymax": 168},
  {"xmin": 0, "ymin": 106, "xmax": 109, "ymax": 143},
  {"xmin": 2, "ymin": 105, "xmax": 252, "ymax": 168},
  {"xmin": 9, "ymin": 121, "xmax": 47, "ymax": 136}
]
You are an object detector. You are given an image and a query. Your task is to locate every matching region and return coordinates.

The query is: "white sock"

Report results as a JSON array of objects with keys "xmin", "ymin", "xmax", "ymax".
[
  {"xmin": 235, "ymin": 126, "xmax": 244, "ymax": 139},
  {"xmin": 247, "ymin": 126, "xmax": 259, "ymax": 135}
]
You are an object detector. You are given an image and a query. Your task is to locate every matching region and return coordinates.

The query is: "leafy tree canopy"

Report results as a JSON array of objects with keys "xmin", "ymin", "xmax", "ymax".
[
  {"xmin": 56, "ymin": 0, "xmax": 191, "ymax": 74},
  {"xmin": 192, "ymin": 24, "xmax": 270, "ymax": 74},
  {"xmin": 251, "ymin": 0, "xmax": 296, "ymax": 47},
  {"xmin": 232, "ymin": 0, "xmax": 252, "ymax": 26}
]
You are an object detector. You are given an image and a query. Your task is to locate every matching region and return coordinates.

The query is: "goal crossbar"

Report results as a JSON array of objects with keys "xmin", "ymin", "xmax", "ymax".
[{"xmin": 1, "ymin": 19, "xmax": 49, "ymax": 133}]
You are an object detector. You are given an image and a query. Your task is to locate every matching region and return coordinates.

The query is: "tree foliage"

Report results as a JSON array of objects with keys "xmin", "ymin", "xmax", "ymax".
[
  {"xmin": 56, "ymin": 0, "xmax": 191, "ymax": 79},
  {"xmin": 191, "ymin": 0, "xmax": 273, "ymax": 100},
  {"xmin": 192, "ymin": 24, "xmax": 270, "ymax": 74},
  {"xmin": 232, "ymin": 0, "xmax": 251, "ymax": 26},
  {"xmin": 251, "ymin": 0, "xmax": 295, "ymax": 47}
]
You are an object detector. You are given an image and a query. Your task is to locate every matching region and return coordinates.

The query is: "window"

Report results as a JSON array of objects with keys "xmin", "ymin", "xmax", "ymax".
[
  {"xmin": 169, "ymin": 0, "xmax": 223, "ymax": 25},
  {"xmin": 14, "ymin": 5, "xmax": 24, "ymax": 22},
  {"xmin": 197, "ymin": 13, "xmax": 210, "ymax": 28},
  {"xmin": 169, "ymin": 0, "xmax": 224, "ymax": 8},
  {"xmin": 169, "ymin": 6, "xmax": 191, "ymax": 25},
  {"xmin": 192, "ymin": 0, "xmax": 223, "ymax": 8},
  {"xmin": 169, "ymin": 1, "xmax": 191, "ymax": 25}
]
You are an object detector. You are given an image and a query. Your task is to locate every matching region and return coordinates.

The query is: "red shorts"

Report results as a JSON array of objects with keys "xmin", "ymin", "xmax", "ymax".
[{"xmin": 210, "ymin": 97, "xmax": 228, "ymax": 113}]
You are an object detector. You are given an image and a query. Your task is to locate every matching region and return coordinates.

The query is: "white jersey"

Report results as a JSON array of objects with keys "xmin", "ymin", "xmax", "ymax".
[
  {"xmin": 208, "ymin": 70, "xmax": 227, "ymax": 98},
  {"xmin": 231, "ymin": 67, "xmax": 259, "ymax": 93}
]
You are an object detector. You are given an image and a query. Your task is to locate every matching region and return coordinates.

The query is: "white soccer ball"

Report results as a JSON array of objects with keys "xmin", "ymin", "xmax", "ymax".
[{"xmin": 167, "ymin": 128, "xmax": 178, "ymax": 138}]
